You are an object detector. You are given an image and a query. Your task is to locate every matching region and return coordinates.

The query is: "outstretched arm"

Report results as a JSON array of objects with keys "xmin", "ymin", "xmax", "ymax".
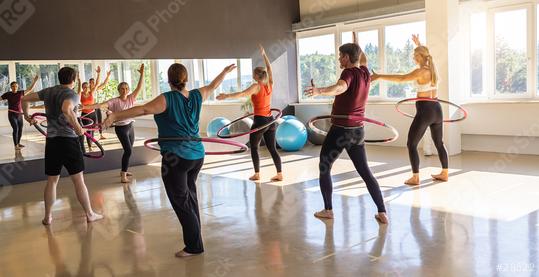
[
  {"xmin": 216, "ymin": 84, "xmax": 259, "ymax": 100},
  {"xmin": 90, "ymin": 66, "xmax": 102, "ymax": 95},
  {"xmin": 22, "ymin": 92, "xmax": 41, "ymax": 123},
  {"xmin": 82, "ymin": 102, "xmax": 109, "ymax": 111},
  {"xmin": 130, "ymin": 64, "xmax": 145, "ymax": 100},
  {"xmin": 103, "ymin": 95, "xmax": 166, "ymax": 128},
  {"xmin": 371, "ymin": 69, "xmax": 422, "ymax": 83},
  {"xmin": 304, "ymin": 79, "xmax": 348, "ymax": 97},
  {"xmin": 199, "ymin": 64, "xmax": 237, "ymax": 102},
  {"xmin": 24, "ymin": 75, "xmax": 40, "ymax": 95},
  {"xmin": 259, "ymin": 44, "xmax": 273, "ymax": 86}
]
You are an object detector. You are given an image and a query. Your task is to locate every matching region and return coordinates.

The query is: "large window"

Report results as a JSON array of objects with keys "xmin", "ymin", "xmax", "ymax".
[
  {"xmin": 0, "ymin": 65, "xmax": 8, "ymax": 107},
  {"xmin": 494, "ymin": 9, "xmax": 527, "ymax": 95},
  {"xmin": 297, "ymin": 19, "xmax": 425, "ymax": 102},
  {"xmin": 128, "ymin": 60, "xmax": 152, "ymax": 101},
  {"xmin": 385, "ymin": 21, "xmax": 426, "ymax": 99},
  {"xmin": 157, "ymin": 59, "xmax": 175, "ymax": 93},
  {"xmin": 298, "ymin": 33, "xmax": 336, "ymax": 101}
]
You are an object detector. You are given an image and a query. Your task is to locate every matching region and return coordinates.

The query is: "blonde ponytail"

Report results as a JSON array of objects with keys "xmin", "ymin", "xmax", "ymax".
[{"xmin": 427, "ymin": 55, "xmax": 438, "ymax": 86}]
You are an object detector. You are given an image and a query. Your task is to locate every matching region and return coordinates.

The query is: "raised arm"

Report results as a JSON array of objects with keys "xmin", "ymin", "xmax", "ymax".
[
  {"xmin": 89, "ymin": 66, "xmax": 102, "ymax": 95},
  {"xmin": 198, "ymin": 64, "xmax": 237, "ymax": 102},
  {"xmin": 62, "ymin": 98, "xmax": 84, "ymax": 136},
  {"xmin": 304, "ymin": 79, "xmax": 348, "ymax": 97},
  {"xmin": 259, "ymin": 44, "xmax": 273, "ymax": 86},
  {"xmin": 216, "ymin": 83, "xmax": 259, "ymax": 100},
  {"xmin": 96, "ymin": 70, "xmax": 111, "ymax": 91},
  {"xmin": 103, "ymin": 95, "xmax": 166, "ymax": 128},
  {"xmin": 22, "ymin": 91, "xmax": 41, "ymax": 124},
  {"xmin": 371, "ymin": 69, "xmax": 423, "ymax": 83},
  {"xmin": 76, "ymin": 74, "xmax": 81, "ymax": 94},
  {"xmin": 82, "ymin": 102, "xmax": 109, "ymax": 111},
  {"xmin": 24, "ymin": 75, "xmax": 40, "ymax": 95},
  {"xmin": 130, "ymin": 64, "xmax": 145, "ymax": 100},
  {"xmin": 412, "ymin": 34, "xmax": 422, "ymax": 47}
]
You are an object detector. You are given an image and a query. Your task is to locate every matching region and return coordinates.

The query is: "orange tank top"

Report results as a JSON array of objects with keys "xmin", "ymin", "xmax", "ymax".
[
  {"xmin": 251, "ymin": 83, "xmax": 272, "ymax": 116},
  {"xmin": 81, "ymin": 92, "xmax": 94, "ymax": 114}
]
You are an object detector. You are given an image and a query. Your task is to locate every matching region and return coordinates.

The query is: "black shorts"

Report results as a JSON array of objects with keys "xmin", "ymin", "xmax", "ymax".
[{"xmin": 45, "ymin": 137, "xmax": 85, "ymax": 176}]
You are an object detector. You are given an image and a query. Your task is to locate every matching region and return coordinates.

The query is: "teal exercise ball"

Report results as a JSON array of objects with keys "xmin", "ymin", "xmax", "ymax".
[
  {"xmin": 276, "ymin": 119, "xmax": 307, "ymax": 152},
  {"xmin": 207, "ymin": 117, "xmax": 231, "ymax": 137}
]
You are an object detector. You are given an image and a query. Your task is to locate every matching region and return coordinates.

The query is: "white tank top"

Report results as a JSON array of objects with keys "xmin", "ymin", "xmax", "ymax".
[{"xmin": 414, "ymin": 80, "xmax": 437, "ymax": 93}]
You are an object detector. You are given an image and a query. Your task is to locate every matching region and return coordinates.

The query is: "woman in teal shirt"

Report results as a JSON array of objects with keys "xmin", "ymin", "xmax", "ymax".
[{"xmin": 104, "ymin": 63, "xmax": 236, "ymax": 257}]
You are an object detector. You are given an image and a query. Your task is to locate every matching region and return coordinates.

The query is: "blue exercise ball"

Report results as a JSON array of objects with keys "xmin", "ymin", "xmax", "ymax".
[
  {"xmin": 207, "ymin": 117, "xmax": 231, "ymax": 137},
  {"xmin": 276, "ymin": 119, "xmax": 307, "ymax": 152},
  {"xmin": 281, "ymin": 115, "xmax": 299, "ymax": 121}
]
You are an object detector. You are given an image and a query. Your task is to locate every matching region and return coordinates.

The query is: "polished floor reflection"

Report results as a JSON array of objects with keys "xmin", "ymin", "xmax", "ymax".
[{"xmin": 0, "ymin": 145, "xmax": 538, "ymax": 276}]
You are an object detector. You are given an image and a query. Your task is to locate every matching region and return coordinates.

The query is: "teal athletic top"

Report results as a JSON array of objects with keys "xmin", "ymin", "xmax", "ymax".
[{"xmin": 154, "ymin": 89, "xmax": 204, "ymax": 160}]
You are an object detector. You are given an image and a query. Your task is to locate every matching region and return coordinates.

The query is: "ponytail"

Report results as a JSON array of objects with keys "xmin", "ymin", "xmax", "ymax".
[{"xmin": 427, "ymin": 55, "xmax": 438, "ymax": 86}]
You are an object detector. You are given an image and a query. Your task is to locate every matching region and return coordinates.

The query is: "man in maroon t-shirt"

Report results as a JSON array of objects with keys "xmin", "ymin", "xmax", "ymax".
[
  {"xmin": 304, "ymin": 34, "xmax": 388, "ymax": 224},
  {"xmin": 1, "ymin": 75, "xmax": 39, "ymax": 149}
]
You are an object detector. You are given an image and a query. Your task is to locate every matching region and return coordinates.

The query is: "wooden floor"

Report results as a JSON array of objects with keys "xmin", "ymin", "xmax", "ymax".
[{"xmin": 0, "ymin": 145, "xmax": 538, "ymax": 276}]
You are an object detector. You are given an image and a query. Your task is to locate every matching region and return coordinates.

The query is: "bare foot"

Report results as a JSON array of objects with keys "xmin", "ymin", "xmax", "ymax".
[
  {"xmin": 88, "ymin": 147, "xmax": 93, "ymax": 152},
  {"xmin": 18, "ymin": 144, "xmax": 25, "ymax": 148},
  {"xmin": 270, "ymin": 173, "xmax": 283, "ymax": 182},
  {"xmin": 14, "ymin": 145, "xmax": 21, "ymax": 150},
  {"xmin": 175, "ymin": 250, "xmax": 202, "ymax": 258},
  {"xmin": 404, "ymin": 176, "xmax": 420, "ymax": 186},
  {"xmin": 86, "ymin": 213, "xmax": 104, "ymax": 223},
  {"xmin": 431, "ymin": 171, "xmax": 449, "ymax": 182},
  {"xmin": 121, "ymin": 176, "xmax": 131, "ymax": 183},
  {"xmin": 314, "ymin": 209, "xmax": 334, "ymax": 219},
  {"xmin": 375, "ymin": 213, "xmax": 389, "ymax": 224},
  {"xmin": 125, "ymin": 172, "xmax": 133, "ymax": 176},
  {"xmin": 100, "ymin": 135, "xmax": 107, "ymax": 140},
  {"xmin": 42, "ymin": 216, "xmax": 52, "ymax": 225},
  {"xmin": 249, "ymin": 173, "xmax": 260, "ymax": 181}
]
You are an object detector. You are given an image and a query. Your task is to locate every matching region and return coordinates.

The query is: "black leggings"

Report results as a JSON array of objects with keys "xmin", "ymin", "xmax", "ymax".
[
  {"xmin": 96, "ymin": 109, "xmax": 104, "ymax": 135},
  {"xmin": 407, "ymin": 101, "xmax": 449, "ymax": 173},
  {"xmin": 115, "ymin": 123, "xmax": 135, "ymax": 172},
  {"xmin": 80, "ymin": 111, "xmax": 97, "ymax": 148},
  {"xmin": 319, "ymin": 126, "xmax": 386, "ymax": 212},
  {"xmin": 161, "ymin": 152, "xmax": 204, "ymax": 254},
  {"xmin": 249, "ymin": 115, "xmax": 282, "ymax": 173},
  {"xmin": 8, "ymin": 112, "xmax": 23, "ymax": 146}
]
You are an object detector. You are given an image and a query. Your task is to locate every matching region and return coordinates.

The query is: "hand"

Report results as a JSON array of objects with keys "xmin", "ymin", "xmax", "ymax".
[
  {"xmin": 216, "ymin": 94, "xmax": 227, "ymax": 100},
  {"xmin": 371, "ymin": 70, "xmax": 380, "ymax": 81},
  {"xmin": 412, "ymin": 34, "xmax": 421, "ymax": 47},
  {"xmin": 96, "ymin": 66, "xmax": 101, "ymax": 74},
  {"xmin": 352, "ymin": 31, "xmax": 358, "ymax": 45},
  {"xmin": 304, "ymin": 79, "xmax": 320, "ymax": 97},
  {"xmin": 24, "ymin": 115, "xmax": 36, "ymax": 125},
  {"xmin": 223, "ymin": 64, "xmax": 237, "ymax": 74},
  {"xmin": 259, "ymin": 44, "xmax": 266, "ymax": 56},
  {"xmin": 138, "ymin": 64, "xmax": 144, "ymax": 74},
  {"xmin": 103, "ymin": 113, "xmax": 115, "ymax": 129},
  {"xmin": 106, "ymin": 70, "xmax": 112, "ymax": 76}
]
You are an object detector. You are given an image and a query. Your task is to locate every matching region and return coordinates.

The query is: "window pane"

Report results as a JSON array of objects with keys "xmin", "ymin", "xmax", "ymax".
[
  {"xmin": 96, "ymin": 62, "xmax": 122, "ymax": 103},
  {"xmin": 240, "ymin": 59, "xmax": 253, "ymax": 90},
  {"xmin": 16, "ymin": 63, "xmax": 60, "ymax": 91},
  {"xmin": 64, "ymin": 63, "xmax": 80, "ymax": 73},
  {"xmin": 0, "ymin": 65, "xmax": 8, "ymax": 107},
  {"xmin": 385, "ymin": 21, "xmax": 426, "ymax": 98},
  {"xmin": 203, "ymin": 59, "xmax": 238, "ymax": 100},
  {"xmin": 495, "ymin": 9, "xmax": 527, "ymax": 95},
  {"xmin": 158, "ymin": 59, "xmax": 175, "ymax": 93},
  {"xmin": 470, "ymin": 13, "xmax": 486, "ymax": 96},
  {"xmin": 298, "ymin": 34, "xmax": 336, "ymax": 101},
  {"xmin": 84, "ymin": 63, "xmax": 93, "ymax": 81},
  {"xmin": 537, "ymin": 5, "xmax": 539, "ymax": 96},
  {"xmin": 128, "ymin": 60, "xmax": 152, "ymax": 101},
  {"xmin": 358, "ymin": 30, "xmax": 380, "ymax": 96}
]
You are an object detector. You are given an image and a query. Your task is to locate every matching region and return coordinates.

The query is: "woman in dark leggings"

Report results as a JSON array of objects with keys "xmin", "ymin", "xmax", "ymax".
[
  {"xmin": 305, "ymin": 34, "xmax": 388, "ymax": 224},
  {"xmin": 84, "ymin": 64, "xmax": 143, "ymax": 183},
  {"xmin": 217, "ymin": 44, "xmax": 283, "ymax": 182},
  {"xmin": 1, "ymin": 76, "xmax": 39, "ymax": 150},
  {"xmin": 104, "ymin": 63, "xmax": 236, "ymax": 257},
  {"xmin": 372, "ymin": 35, "xmax": 448, "ymax": 186}
]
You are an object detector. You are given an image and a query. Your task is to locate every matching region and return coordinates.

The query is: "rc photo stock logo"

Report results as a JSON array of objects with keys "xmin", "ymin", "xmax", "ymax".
[
  {"xmin": 114, "ymin": 0, "xmax": 187, "ymax": 59},
  {"xmin": 0, "ymin": 0, "xmax": 35, "ymax": 34}
]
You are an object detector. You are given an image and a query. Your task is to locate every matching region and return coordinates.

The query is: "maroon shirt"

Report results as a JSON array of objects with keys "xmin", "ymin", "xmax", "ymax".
[
  {"xmin": 331, "ymin": 66, "xmax": 370, "ymax": 127},
  {"xmin": 1, "ymin": 90, "xmax": 24, "ymax": 113}
]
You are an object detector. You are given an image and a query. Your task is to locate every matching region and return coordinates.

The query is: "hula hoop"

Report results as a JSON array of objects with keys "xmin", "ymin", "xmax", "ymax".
[
  {"xmin": 144, "ymin": 137, "xmax": 248, "ymax": 155},
  {"xmin": 217, "ymin": 108, "xmax": 283, "ymax": 138},
  {"xmin": 30, "ymin": 112, "xmax": 105, "ymax": 159},
  {"xmin": 308, "ymin": 115, "xmax": 399, "ymax": 143},
  {"xmin": 395, "ymin": 97, "xmax": 468, "ymax": 123}
]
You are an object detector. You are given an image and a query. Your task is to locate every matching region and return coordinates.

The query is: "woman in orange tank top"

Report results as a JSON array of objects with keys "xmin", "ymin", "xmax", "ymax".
[{"xmin": 217, "ymin": 44, "xmax": 283, "ymax": 182}]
